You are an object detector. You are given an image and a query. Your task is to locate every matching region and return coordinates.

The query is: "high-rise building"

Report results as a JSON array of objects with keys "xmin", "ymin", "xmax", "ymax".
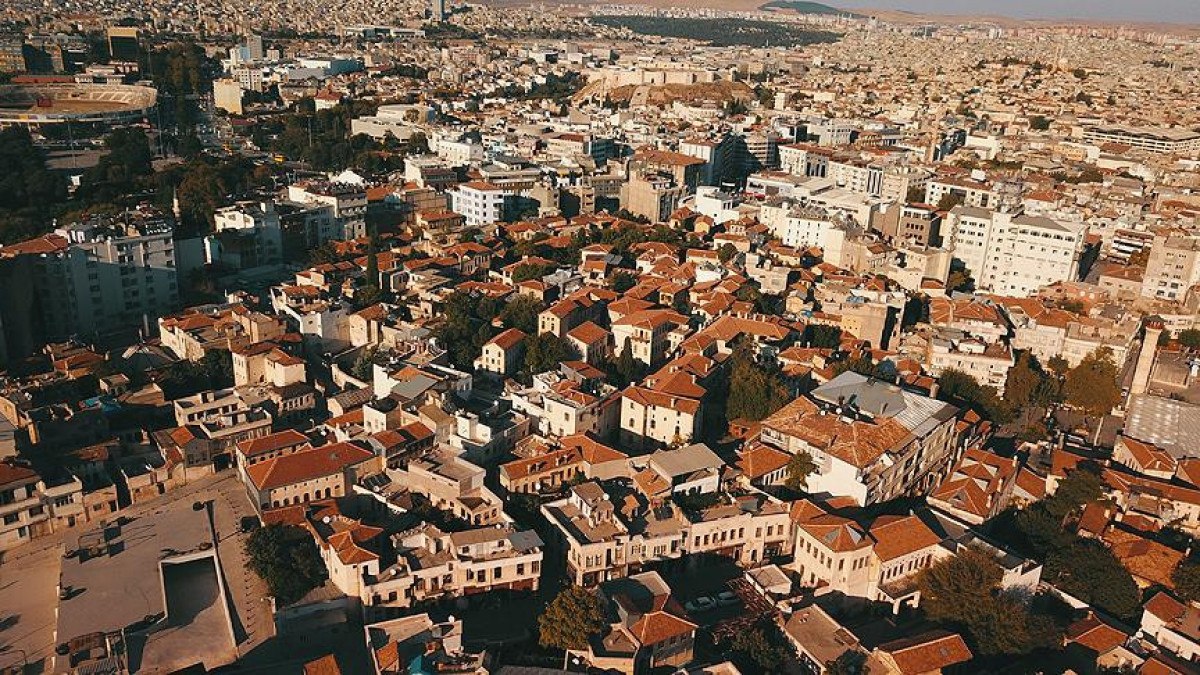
[
  {"xmin": 0, "ymin": 35, "xmax": 25, "ymax": 73},
  {"xmin": 0, "ymin": 212, "xmax": 180, "ymax": 363}
]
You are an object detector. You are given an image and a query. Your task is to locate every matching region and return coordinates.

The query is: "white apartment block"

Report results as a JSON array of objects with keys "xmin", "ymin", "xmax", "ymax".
[
  {"xmin": 1141, "ymin": 234, "xmax": 1200, "ymax": 302},
  {"xmin": 946, "ymin": 207, "xmax": 1086, "ymax": 298},
  {"xmin": 51, "ymin": 217, "xmax": 179, "ymax": 338},
  {"xmin": 450, "ymin": 181, "xmax": 506, "ymax": 228},
  {"xmin": 1082, "ymin": 125, "xmax": 1200, "ymax": 156}
]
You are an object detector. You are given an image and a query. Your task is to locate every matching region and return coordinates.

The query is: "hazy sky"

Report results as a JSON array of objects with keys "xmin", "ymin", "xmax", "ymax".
[{"xmin": 830, "ymin": 0, "xmax": 1200, "ymax": 23}]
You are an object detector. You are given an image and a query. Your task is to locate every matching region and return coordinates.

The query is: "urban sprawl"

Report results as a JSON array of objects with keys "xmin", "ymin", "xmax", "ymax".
[{"xmin": 1, "ymin": 1, "xmax": 1200, "ymax": 674}]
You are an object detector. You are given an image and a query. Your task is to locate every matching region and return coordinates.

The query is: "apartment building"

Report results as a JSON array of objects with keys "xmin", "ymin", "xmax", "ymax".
[
  {"xmin": 473, "ymin": 328, "xmax": 526, "ymax": 378},
  {"xmin": 499, "ymin": 434, "xmax": 628, "ymax": 495},
  {"xmin": 207, "ymin": 201, "xmax": 284, "ymax": 270},
  {"xmin": 285, "ymin": 181, "xmax": 368, "ymax": 242},
  {"xmin": 385, "ymin": 449, "xmax": 505, "ymax": 526},
  {"xmin": 510, "ymin": 373, "xmax": 621, "ymax": 440},
  {"xmin": 543, "ymin": 464, "xmax": 791, "ymax": 586},
  {"xmin": 759, "ymin": 372, "xmax": 961, "ymax": 506},
  {"xmin": 925, "ymin": 177, "xmax": 996, "ymax": 209},
  {"xmin": 1141, "ymin": 233, "xmax": 1200, "ymax": 302},
  {"xmin": 449, "ymin": 181, "xmax": 506, "ymax": 228},
  {"xmin": 925, "ymin": 332, "xmax": 1015, "ymax": 391},
  {"xmin": 0, "ymin": 461, "xmax": 51, "ymax": 550},
  {"xmin": 268, "ymin": 500, "xmax": 543, "ymax": 615},
  {"xmin": 946, "ymin": 207, "xmax": 1086, "ymax": 298},
  {"xmin": 586, "ymin": 572, "xmax": 697, "ymax": 672},
  {"xmin": 1082, "ymin": 125, "xmax": 1200, "ymax": 156}
]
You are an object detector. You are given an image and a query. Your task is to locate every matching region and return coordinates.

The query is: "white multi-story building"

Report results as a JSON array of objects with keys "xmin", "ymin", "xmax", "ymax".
[
  {"xmin": 286, "ymin": 181, "xmax": 367, "ymax": 241},
  {"xmin": 207, "ymin": 201, "xmax": 284, "ymax": 270},
  {"xmin": 51, "ymin": 215, "xmax": 179, "ymax": 338},
  {"xmin": 1141, "ymin": 233, "xmax": 1200, "ymax": 302},
  {"xmin": 450, "ymin": 181, "xmax": 506, "ymax": 228},
  {"xmin": 946, "ymin": 207, "xmax": 1086, "ymax": 298}
]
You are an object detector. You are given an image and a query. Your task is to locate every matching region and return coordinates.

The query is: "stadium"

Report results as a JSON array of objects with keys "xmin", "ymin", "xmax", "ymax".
[{"xmin": 0, "ymin": 82, "xmax": 158, "ymax": 127}]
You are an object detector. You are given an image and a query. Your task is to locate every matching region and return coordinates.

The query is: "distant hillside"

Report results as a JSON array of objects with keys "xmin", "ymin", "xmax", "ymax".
[{"xmin": 759, "ymin": 1, "xmax": 859, "ymax": 16}]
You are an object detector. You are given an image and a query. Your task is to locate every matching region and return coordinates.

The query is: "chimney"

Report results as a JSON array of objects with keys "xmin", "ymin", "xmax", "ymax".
[{"xmin": 1131, "ymin": 320, "xmax": 1163, "ymax": 397}]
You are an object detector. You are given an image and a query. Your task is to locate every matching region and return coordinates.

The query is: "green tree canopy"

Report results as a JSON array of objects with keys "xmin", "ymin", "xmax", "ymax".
[
  {"xmin": 609, "ymin": 270, "xmax": 637, "ymax": 293},
  {"xmin": 919, "ymin": 547, "xmax": 1062, "ymax": 656},
  {"xmin": 539, "ymin": 586, "xmax": 606, "ymax": 651},
  {"xmin": 1178, "ymin": 329, "xmax": 1200, "ymax": 350},
  {"xmin": 521, "ymin": 333, "xmax": 578, "ymax": 381},
  {"xmin": 245, "ymin": 524, "xmax": 327, "ymax": 605},
  {"xmin": 1172, "ymin": 559, "xmax": 1200, "ymax": 603},
  {"xmin": 498, "ymin": 296, "xmax": 543, "ymax": 334},
  {"xmin": 785, "ymin": 452, "xmax": 819, "ymax": 491},
  {"xmin": 727, "ymin": 342, "xmax": 790, "ymax": 422},
  {"xmin": 936, "ymin": 369, "xmax": 1012, "ymax": 424},
  {"xmin": 1063, "ymin": 347, "xmax": 1121, "ymax": 416}
]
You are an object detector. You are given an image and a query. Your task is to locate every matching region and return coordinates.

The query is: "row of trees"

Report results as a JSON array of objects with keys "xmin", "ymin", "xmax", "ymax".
[
  {"xmin": 0, "ymin": 127, "xmax": 68, "ymax": 244},
  {"xmin": 936, "ymin": 345, "xmax": 1123, "ymax": 427},
  {"xmin": 984, "ymin": 467, "xmax": 1141, "ymax": 620}
]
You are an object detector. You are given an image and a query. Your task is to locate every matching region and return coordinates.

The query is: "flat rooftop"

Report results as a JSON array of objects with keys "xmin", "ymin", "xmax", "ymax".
[{"xmin": 57, "ymin": 498, "xmax": 237, "ymax": 671}]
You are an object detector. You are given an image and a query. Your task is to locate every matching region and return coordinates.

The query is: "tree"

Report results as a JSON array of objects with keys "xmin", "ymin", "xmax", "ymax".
[
  {"xmin": 539, "ymin": 587, "xmax": 606, "ymax": 652},
  {"xmin": 611, "ymin": 337, "xmax": 644, "ymax": 387},
  {"xmin": 937, "ymin": 192, "xmax": 965, "ymax": 211},
  {"xmin": 919, "ymin": 547, "xmax": 1004, "ymax": 625},
  {"xmin": 1005, "ymin": 352, "xmax": 1059, "ymax": 410},
  {"xmin": 350, "ymin": 347, "xmax": 377, "ymax": 381},
  {"xmin": 245, "ymin": 524, "xmax": 327, "ymax": 605},
  {"xmin": 718, "ymin": 243, "xmax": 738, "ymax": 264},
  {"xmin": 499, "ymin": 296, "xmax": 543, "ymax": 335},
  {"xmin": 1029, "ymin": 115, "xmax": 1051, "ymax": 131},
  {"xmin": 727, "ymin": 342, "xmax": 789, "ymax": 422},
  {"xmin": 521, "ymin": 333, "xmax": 578, "ymax": 381},
  {"xmin": 512, "ymin": 261, "xmax": 555, "ymax": 283},
  {"xmin": 919, "ymin": 548, "xmax": 1062, "ymax": 656},
  {"xmin": 1172, "ymin": 559, "xmax": 1200, "ymax": 603},
  {"xmin": 1178, "ymin": 329, "xmax": 1200, "ymax": 350},
  {"xmin": 825, "ymin": 651, "xmax": 867, "ymax": 675},
  {"xmin": 1047, "ymin": 540, "xmax": 1140, "ymax": 620},
  {"xmin": 730, "ymin": 624, "xmax": 789, "ymax": 672},
  {"xmin": 608, "ymin": 270, "xmax": 637, "ymax": 293},
  {"xmin": 200, "ymin": 349, "xmax": 235, "ymax": 388},
  {"xmin": 1044, "ymin": 467, "xmax": 1102, "ymax": 519},
  {"xmin": 937, "ymin": 369, "xmax": 1011, "ymax": 424},
  {"xmin": 1063, "ymin": 347, "xmax": 1121, "ymax": 416},
  {"xmin": 309, "ymin": 242, "xmax": 341, "ymax": 265},
  {"xmin": 1046, "ymin": 355, "xmax": 1070, "ymax": 377},
  {"xmin": 785, "ymin": 452, "xmax": 818, "ymax": 491},
  {"xmin": 804, "ymin": 324, "xmax": 843, "ymax": 349}
]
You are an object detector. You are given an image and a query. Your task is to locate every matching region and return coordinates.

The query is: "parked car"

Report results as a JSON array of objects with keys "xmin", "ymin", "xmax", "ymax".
[
  {"xmin": 716, "ymin": 591, "xmax": 740, "ymax": 607},
  {"xmin": 685, "ymin": 596, "xmax": 716, "ymax": 613}
]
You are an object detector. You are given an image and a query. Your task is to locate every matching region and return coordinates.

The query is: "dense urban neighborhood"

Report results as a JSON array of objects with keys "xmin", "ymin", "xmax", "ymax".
[{"xmin": 1, "ymin": 0, "xmax": 1200, "ymax": 673}]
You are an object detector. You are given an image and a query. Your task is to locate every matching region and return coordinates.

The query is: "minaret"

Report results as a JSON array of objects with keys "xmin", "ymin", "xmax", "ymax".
[{"xmin": 1130, "ymin": 319, "xmax": 1163, "ymax": 396}]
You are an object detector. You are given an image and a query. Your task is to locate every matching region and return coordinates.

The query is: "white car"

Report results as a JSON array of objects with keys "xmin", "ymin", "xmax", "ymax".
[{"xmin": 685, "ymin": 596, "xmax": 716, "ymax": 613}]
